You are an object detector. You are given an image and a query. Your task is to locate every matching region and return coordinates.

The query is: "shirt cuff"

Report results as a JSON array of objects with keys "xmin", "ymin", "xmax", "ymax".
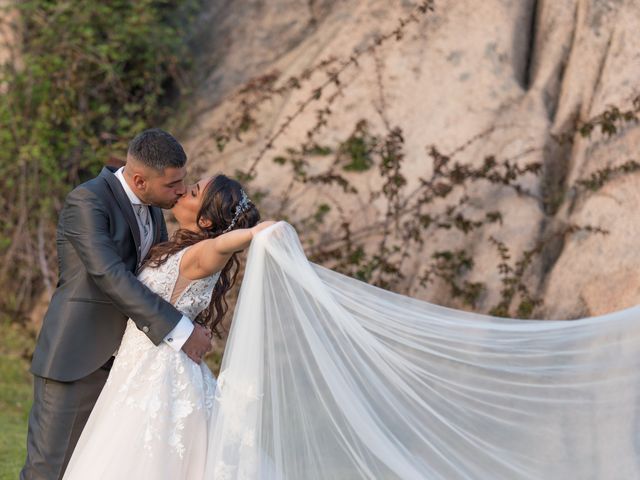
[{"xmin": 163, "ymin": 316, "xmax": 194, "ymax": 351}]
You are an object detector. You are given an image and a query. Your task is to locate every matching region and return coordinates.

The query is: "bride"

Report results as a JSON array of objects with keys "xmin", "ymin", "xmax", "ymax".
[
  {"xmin": 66, "ymin": 173, "xmax": 640, "ymax": 479},
  {"xmin": 63, "ymin": 173, "xmax": 275, "ymax": 479}
]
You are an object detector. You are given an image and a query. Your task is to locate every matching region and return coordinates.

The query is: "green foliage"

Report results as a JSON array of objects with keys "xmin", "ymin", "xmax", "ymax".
[
  {"xmin": 0, "ymin": 353, "xmax": 31, "ymax": 479},
  {"xmin": 339, "ymin": 120, "xmax": 376, "ymax": 172},
  {"xmin": 487, "ymin": 236, "xmax": 543, "ymax": 318},
  {"xmin": 0, "ymin": 321, "xmax": 34, "ymax": 478},
  {"xmin": 574, "ymin": 159, "xmax": 640, "ymax": 192},
  {"xmin": 314, "ymin": 203, "xmax": 331, "ymax": 223},
  {"xmin": 305, "ymin": 144, "xmax": 333, "ymax": 156},
  {"xmin": 553, "ymin": 96, "xmax": 639, "ymax": 144},
  {"xmin": 421, "ymin": 249, "xmax": 485, "ymax": 307},
  {"xmin": 0, "ymin": 0, "xmax": 197, "ymax": 320}
]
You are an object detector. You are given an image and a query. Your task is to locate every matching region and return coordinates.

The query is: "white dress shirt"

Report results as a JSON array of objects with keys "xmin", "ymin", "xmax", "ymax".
[{"xmin": 114, "ymin": 167, "xmax": 194, "ymax": 351}]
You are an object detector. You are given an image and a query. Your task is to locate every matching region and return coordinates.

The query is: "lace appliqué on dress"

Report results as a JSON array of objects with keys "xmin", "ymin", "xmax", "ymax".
[
  {"xmin": 107, "ymin": 247, "xmax": 220, "ymax": 459},
  {"xmin": 211, "ymin": 369, "xmax": 264, "ymax": 479}
]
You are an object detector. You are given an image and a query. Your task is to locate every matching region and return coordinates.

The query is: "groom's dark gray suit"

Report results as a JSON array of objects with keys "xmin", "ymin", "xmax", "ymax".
[{"xmin": 22, "ymin": 166, "xmax": 184, "ymax": 480}]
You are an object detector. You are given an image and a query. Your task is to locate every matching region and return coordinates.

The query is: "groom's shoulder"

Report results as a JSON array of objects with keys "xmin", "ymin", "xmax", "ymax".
[
  {"xmin": 64, "ymin": 169, "xmax": 112, "ymax": 205},
  {"xmin": 70, "ymin": 167, "xmax": 115, "ymax": 195}
]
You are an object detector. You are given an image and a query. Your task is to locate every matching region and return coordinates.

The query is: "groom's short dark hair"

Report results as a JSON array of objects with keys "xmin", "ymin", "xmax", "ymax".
[{"xmin": 127, "ymin": 128, "xmax": 187, "ymax": 171}]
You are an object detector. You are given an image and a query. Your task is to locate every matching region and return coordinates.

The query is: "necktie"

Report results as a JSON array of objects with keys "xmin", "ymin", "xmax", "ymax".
[{"xmin": 135, "ymin": 204, "xmax": 151, "ymax": 240}]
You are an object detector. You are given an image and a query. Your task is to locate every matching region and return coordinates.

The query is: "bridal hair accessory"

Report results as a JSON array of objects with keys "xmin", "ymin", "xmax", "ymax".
[{"xmin": 222, "ymin": 189, "xmax": 252, "ymax": 233}]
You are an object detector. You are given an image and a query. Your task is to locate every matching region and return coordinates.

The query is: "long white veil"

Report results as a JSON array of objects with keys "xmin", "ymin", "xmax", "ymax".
[{"xmin": 204, "ymin": 221, "xmax": 640, "ymax": 479}]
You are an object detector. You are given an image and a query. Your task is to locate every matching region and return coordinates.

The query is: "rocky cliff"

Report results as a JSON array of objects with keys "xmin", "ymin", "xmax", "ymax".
[{"xmin": 180, "ymin": 0, "xmax": 639, "ymax": 320}]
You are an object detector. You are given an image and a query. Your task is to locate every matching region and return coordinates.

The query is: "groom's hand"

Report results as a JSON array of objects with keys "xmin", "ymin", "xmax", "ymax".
[{"xmin": 182, "ymin": 323, "xmax": 213, "ymax": 364}]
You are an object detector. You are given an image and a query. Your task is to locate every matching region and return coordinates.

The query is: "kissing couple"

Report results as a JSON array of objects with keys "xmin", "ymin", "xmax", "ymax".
[{"xmin": 21, "ymin": 128, "xmax": 275, "ymax": 479}]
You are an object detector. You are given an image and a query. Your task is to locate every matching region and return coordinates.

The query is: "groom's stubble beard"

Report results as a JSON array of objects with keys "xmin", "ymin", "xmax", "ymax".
[
  {"xmin": 144, "ymin": 192, "xmax": 181, "ymax": 210},
  {"xmin": 136, "ymin": 166, "xmax": 187, "ymax": 209},
  {"xmin": 133, "ymin": 184, "xmax": 177, "ymax": 209}
]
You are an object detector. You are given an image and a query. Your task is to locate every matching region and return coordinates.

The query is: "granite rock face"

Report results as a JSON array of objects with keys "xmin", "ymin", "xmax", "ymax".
[{"xmin": 182, "ymin": 0, "xmax": 640, "ymax": 319}]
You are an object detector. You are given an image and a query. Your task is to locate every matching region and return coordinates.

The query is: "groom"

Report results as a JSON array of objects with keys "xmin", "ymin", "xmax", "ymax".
[{"xmin": 21, "ymin": 129, "xmax": 213, "ymax": 480}]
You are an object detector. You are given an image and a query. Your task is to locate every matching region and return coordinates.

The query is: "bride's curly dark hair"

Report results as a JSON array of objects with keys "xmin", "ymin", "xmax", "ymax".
[{"xmin": 143, "ymin": 174, "xmax": 260, "ymax": 338}]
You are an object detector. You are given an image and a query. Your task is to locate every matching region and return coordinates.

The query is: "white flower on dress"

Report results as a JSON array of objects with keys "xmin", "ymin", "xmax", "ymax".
[
  {"xmin": 213, "ymin": 461, "xmax": 236, "ymax": 480},
  {"xmin": 172, "ymin": 398, "xmax": 194, "ymax": 420},
  {"xmin": 241, "ymin": 429, "xmax": 256, "ymax": 447},
  {"xmin": 147, "ymin": 394, "xmax": 162, "ymax": 418}
]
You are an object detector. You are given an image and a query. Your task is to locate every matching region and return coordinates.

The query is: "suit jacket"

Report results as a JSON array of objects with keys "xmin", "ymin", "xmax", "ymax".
[{"xmin": 31, "ymin": 166, "xmax": 183, "ymax": 382}]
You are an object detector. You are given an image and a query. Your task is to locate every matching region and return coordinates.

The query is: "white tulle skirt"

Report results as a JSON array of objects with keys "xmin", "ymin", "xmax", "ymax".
[{"xmin": 63, "ymin": 320, "xmax": 217, "ymax": 480}]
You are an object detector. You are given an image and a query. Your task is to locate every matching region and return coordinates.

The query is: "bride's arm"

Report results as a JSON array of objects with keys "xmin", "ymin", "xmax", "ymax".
[
  {"xmin": 214, "ymin": 220, "xmax": 277, "ymax": 254},
  {"xmin": 180, "ymin": 220, "xmax": 277, "ymax": 280}
]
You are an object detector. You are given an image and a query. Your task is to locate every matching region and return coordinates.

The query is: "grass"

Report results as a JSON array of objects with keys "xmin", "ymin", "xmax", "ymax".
[
  {"xmin": 0, "ymin": 322, "xmax": 34, "ymax": 480},
  {"xmin": 0, "ymin": 319, "xmax": 225, "ymax": 479}
]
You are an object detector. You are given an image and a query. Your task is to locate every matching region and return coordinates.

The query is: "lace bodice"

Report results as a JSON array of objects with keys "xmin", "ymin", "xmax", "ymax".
[{"xmin": 137, "ymin": 246, "xmax": 220, "ymax": 320}]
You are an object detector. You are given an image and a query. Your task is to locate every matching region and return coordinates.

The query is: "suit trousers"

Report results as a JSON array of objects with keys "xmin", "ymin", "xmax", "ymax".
[{"xmin": 20, "ymin": 360, "xmax": 112, "ymax": 480}]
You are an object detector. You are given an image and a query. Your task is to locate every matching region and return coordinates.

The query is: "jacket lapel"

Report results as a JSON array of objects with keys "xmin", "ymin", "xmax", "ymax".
[{"xmin": 99, "ymin": 166, "xmax": 142, "ymax": 266}]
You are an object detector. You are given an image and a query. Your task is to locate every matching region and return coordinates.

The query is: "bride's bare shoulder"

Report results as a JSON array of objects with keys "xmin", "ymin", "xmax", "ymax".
[{"xmin": 178, "ymin": 239, "xmax": 229, "ymax": 281}]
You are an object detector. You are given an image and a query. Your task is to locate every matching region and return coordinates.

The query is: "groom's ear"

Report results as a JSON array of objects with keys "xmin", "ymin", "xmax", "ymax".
[
  {"xmin": 132, "ymin": 172, "xmax": 148, "ymax": 192},
  {"xmin": 125, "ymin": 160, "xmax": 150, "ymax": 192},
  {"xmin": 124, "ymin": 163, "xmax": 148, "ymax": 196}
]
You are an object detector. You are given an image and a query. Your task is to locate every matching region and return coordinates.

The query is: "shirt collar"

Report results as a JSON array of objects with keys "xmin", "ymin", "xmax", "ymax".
[{"xmin": 114, "ymin": 166, "xmax": 147, "ymax": 206}]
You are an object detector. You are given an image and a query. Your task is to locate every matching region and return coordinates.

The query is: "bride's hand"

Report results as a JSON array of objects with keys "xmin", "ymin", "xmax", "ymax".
[
  {"xmin": 182, "ymin": 323, "xmax": 213, "ymax": 364},
  {"xmin": 250, "ymin": 220, "xmax": 277, "ymax": 237}
]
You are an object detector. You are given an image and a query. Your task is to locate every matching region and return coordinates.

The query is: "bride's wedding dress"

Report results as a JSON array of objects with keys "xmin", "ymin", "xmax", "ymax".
[
  {"xmin": 66, "ymin": 221, "xmax": 640, "ymax": 479},
  {"xmin": 63, "ymin": 246, "xmax": 219, "ymax": 480}
]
